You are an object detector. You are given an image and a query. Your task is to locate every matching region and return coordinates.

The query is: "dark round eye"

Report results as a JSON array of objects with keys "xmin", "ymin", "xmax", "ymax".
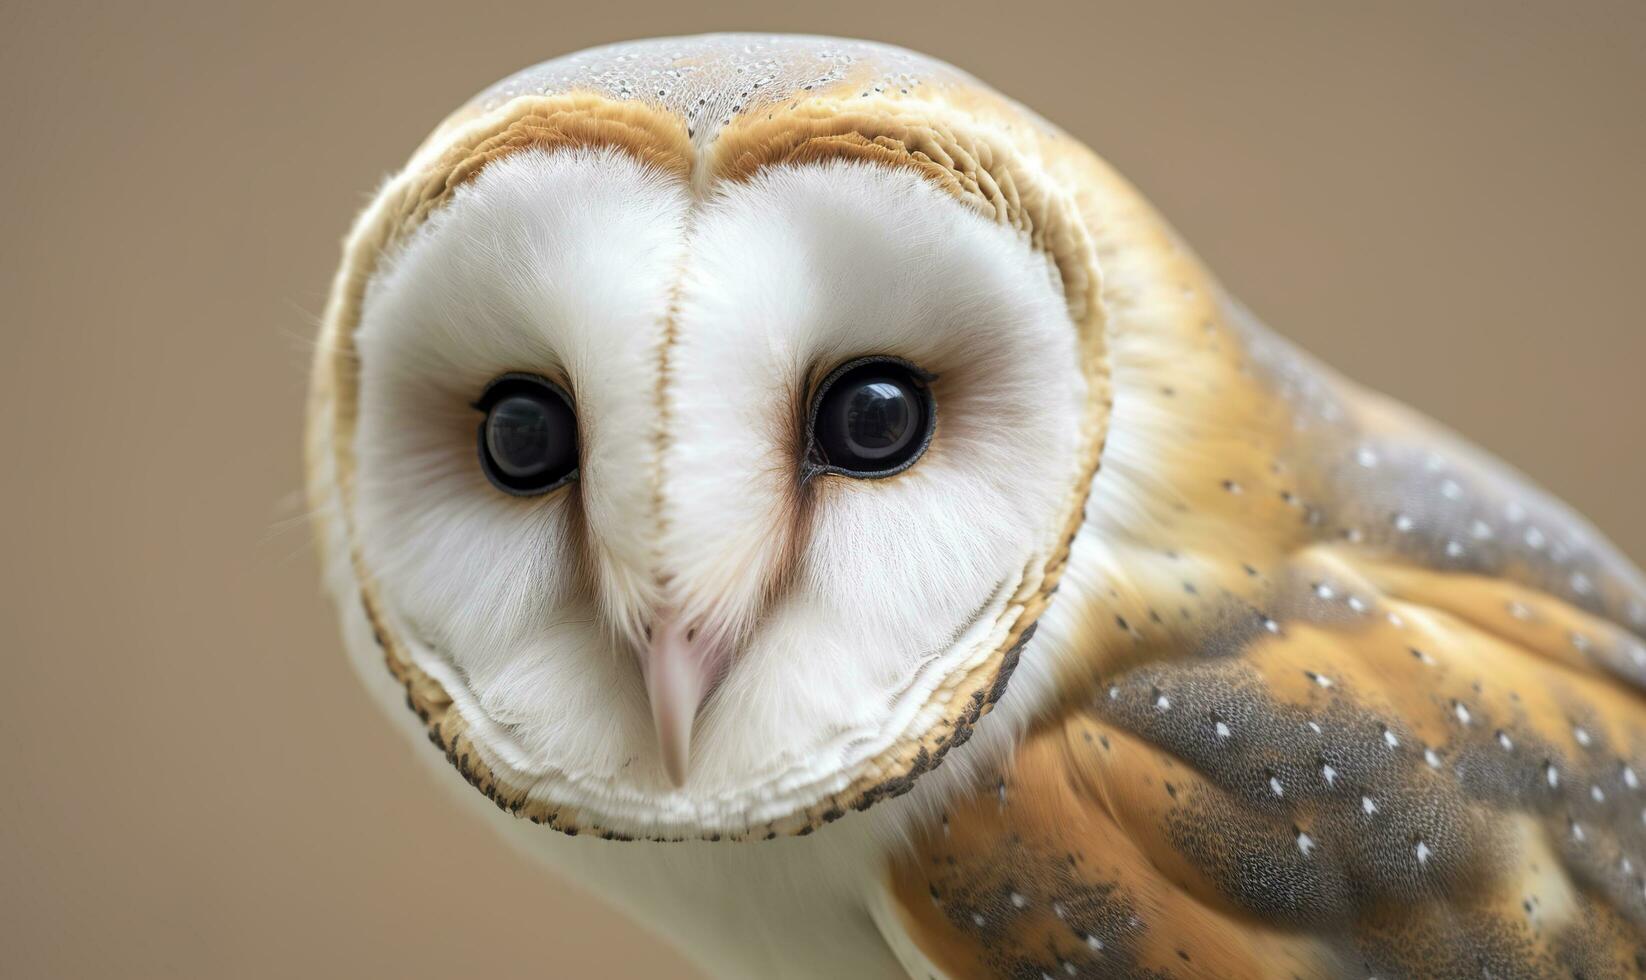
[
  {"xmin": 475, "ymin": 373, "xmax": 578, "ymax": 495},
  {"xmin": 808, "ymin": 357, "xmax": 935, "ymax": 478}
]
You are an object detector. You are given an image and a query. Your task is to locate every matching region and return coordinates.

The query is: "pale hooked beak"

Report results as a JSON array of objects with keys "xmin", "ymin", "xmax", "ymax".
[{"xmin": 640, "ymin": 614, "xmax": 727, "ymax": 788}]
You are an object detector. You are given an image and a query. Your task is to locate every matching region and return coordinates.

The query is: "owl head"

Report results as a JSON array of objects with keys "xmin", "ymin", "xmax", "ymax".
[{"xmin": 308, "ymin": 35, "xmax": 1142, "ymax": 841}]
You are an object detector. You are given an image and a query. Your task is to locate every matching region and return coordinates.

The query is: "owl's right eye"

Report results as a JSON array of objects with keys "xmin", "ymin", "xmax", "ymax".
[{"xmin": 475, "ymin": 373, "xmax": 578, "ymax": 496}]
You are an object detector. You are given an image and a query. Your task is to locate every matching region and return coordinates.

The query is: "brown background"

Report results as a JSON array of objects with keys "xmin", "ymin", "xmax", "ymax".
[{"xmin": 2, "ymin": 2, "xmax": 1642, "ymax": 977}]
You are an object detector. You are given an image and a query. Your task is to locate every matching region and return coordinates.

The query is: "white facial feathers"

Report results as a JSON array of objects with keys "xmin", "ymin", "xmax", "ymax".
[{"xmin": 350, "ymin": 145, "xmax": 1085, "ymax": 831}]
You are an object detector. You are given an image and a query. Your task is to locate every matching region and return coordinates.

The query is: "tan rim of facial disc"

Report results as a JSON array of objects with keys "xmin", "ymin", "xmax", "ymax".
[{"xmin": 312, "ymin": 86, "xmax": 1110, "ymax": 840}]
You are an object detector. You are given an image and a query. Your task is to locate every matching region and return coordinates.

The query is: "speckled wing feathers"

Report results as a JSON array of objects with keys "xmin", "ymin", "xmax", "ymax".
[{"xmin": 885, "ymin": 312, "xmax": 1646, "ymax": 978}]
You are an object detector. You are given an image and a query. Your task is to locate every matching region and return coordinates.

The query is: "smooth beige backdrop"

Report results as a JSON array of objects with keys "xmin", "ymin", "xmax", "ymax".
[{"xmin": 3, "ymin": 2, "xmax": 1642, "ymax": 977}]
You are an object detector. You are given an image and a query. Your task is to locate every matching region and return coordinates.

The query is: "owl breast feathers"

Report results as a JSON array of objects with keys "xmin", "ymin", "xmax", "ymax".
[{"xmin": 307, "ymin": 34, "xmax": 1646, "ymax": 979}]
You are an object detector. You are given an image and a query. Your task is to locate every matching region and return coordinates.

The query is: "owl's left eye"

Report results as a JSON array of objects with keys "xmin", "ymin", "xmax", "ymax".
[
  {"xmin": 475, "ymin": 373, "xmax": 578, "ymax": 496},
  {"xmin": 806, "ymin": 356, "xmax": 936, "ymax": 478}
]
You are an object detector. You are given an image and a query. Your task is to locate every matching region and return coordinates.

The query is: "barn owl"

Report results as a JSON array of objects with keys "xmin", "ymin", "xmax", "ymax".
[{"xmin": 307, "ymin": 34, "xmax": 1646, "ymax": 979}]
